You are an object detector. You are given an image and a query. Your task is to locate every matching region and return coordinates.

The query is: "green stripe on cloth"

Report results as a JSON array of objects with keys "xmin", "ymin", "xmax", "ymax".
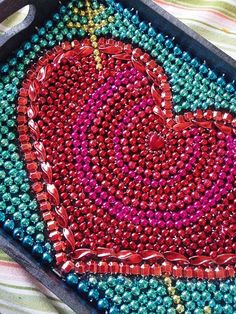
[{"xmin": 156, "ymin": 0, "xmax": 236, "ymax": 19}]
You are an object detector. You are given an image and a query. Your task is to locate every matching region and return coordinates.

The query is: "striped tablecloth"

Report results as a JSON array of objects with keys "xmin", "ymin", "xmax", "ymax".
[{"xmin": 0, "ymin": 1, "xmax": 235, "ymax": 313}]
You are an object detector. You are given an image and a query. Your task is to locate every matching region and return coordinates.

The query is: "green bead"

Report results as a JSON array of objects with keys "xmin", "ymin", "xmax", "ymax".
[
  {"xmin": 0, "ymin": 212, "xmax": 6, "ymax": 223},
  {"xmin": 156, "ymin": 286, "xmax": 167, "ymax": 296},
  {"xmin": 119, "ymin": 304, "xmax": 129, "ymax": 314},
  {"xmin": 138, "ymin": 294, "xmax": 148, "ymax": 305},
  {"xmin": 21, "ymin": 218, "xmax": 29, "ymax": 228},
  {"xmin": 112, "ymin": 295, "xmax": 122, "ymax": 305},
  {"xmin": 138, "ymin": 278, "xmax": 148, "ymax": 289},
  {"xmin": 186, "ymin": 301, "xmax": 196, "ymax": 310},
  {"xmin": 163, "ymin": 296, "xmax": 173, "ymax": 307},
  {"xmin": 88, "ymin": 276, "xmax": 98, "ymax": 287},
  {"xmin": 107, "ymin": 276, "xmax": 116, "ymax": 287},
  {"xmin": 214, "ymin": 291, "xmax": 223, "ymax": 301},
  {"xmin": 30, "ymin": 214, "xmax": 39, "ymax": 223},
  {"xmin": 97, "ymin": 281, "xmax": 108, "ymax": 291},
  {"xmin": 105, "ymin": 288, "xmax": 114, "ymax": 299},
  {"xmin": 180, "ymin": 291, "xmax": 190, "ymax": 302},
  {"xmin": 10, "ymin": 185, "xmax": 19, "ymax": 194},
  {"xmin": 130, "ymin": 300, "xmax": 139, "ymax": 311},
  {"xmin": 156, "ymin": 306, "xmax": 165, "ymax": 314},
  {"xmin": 13, "ymin": 212, "xmax": 22, "ymax": 221},
  {"xmin": 131, "ymin": 286, "xmax": 140, "ymax": 296},
  {"xmin": 36, "ymin": 233, "xmax": 44, "ymax": 243},
  {"xmin": 6, "ymin": 205, "xmax": 15, "ymax": 214},
  {"xmin": 123, "ymin": 291, "xmax": 132, "ymax": 303},
  {"xmin": 115, "ymin": 284, "xmax": 124, "ymax": 295},
  {"xmin": 138, "ymin": 307, "xmax": 148, "ymax": 314},
  {"xmin": 26, "ymin": 226, "xmax": 35, "ymax": 235},
  {"xmin": 147, "ymin": 289, "xmax": 156, "ymax": 300},
  {"xmin": 11, "ymin": 196, "xmax": 20, "ymax": 205}
]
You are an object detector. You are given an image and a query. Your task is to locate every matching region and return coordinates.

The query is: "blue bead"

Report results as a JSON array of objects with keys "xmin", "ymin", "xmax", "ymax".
[
  {"xmin": 226, "ymin": 83, "xmax": 235, "ymax": 93},
  {"xmin": 182, "ymin": 51, "xmax": 191, "ymax": 61},
  {"xmin": 13, "ymin": 228, "xmax": 24, "ymax": 241},
  {"xmin": 66, "ymin": 273, "xmax": 79, "ymax": 287},
  {"xmin": 148, "ymin": 27, "xmax": 156, "ymax": 37},
  {"xmin": 190, "ymin": 58, "xmax": 200, "ymax": 68},
  {"xmin": 88, "ymin": 289, "xmax": 99, "ymax": 301},
  {"xmin": 115, "ymin": 3, "xmax": 123, "ymax": 12},
  {"xmin": 131, "ymin": 15, "xmax": 140, "ymax": 24},
  {"xmin": 165, "ymin": 39, "xmax": 174, "ymax": 48},
  {"xmin": 0, "ymin": 212, "xmax": 5, "ymax": 223},
  {"xmin": 139, "ymin": 21, "xmax": 148, "ymax": 31},
  {"xmin": 22, "ymin": 235, "xmax": 34, "ymax": 248},
  {"xmin": 199, "ymin": 64, "xmax": 208, "ymax": 73},
  {"xmin": 173, "ymin": 46, "xmax": 182, "ymax": 55},
  {"xmin": 32, "ymin": 244, "xmax": 43, "ymax": 257},
  {"xmin": 98, "ymin": 298, "xmax": 109, "ymax": 310},
  {"xmin": 217, "ymin": 76, "xmax": 226, "ymax": 86},
  {"xmin": 208, "ymin": 70, "xmax": 217, "ymax": 80},
  {"xmin": 3, "ymin": 219, "xmax": 14, "ymax": 232},
  {"xmin": 77, "ymin": 281, "xmax": 89, "ymax": 293},
  {"xmin": 156, "ymin": 33, "xmax": 165, "ymax": 42},
  {"xmin": 42, "ymin": 252, "xmax": 53, "ymax": 265},
  {"xmin": 123, "ymin": 8, "xmax": 131, "ymax": 18}
]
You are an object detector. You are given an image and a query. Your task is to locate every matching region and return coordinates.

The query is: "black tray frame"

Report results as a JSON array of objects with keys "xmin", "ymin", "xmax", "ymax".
[{"xmin": 0, "ymin": 0, "xmax": 235, "ymax": 313}]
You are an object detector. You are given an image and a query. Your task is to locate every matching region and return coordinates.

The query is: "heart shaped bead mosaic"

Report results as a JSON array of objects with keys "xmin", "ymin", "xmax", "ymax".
[{"xmin": 0, "ymin": 0, "xmax": 235, "ymax": 313}]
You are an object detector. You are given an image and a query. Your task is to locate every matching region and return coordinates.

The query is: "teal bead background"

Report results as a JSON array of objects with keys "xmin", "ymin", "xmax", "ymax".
[{"xmin": 0, "ymin": 0, "xmax": 235, "ymax": 313}]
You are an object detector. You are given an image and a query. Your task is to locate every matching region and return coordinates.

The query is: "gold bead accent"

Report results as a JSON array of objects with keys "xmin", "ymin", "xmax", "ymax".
[
  {"xmin": 67, "ymin": 22, "xmax": 74, "ymax": 28},
  {"xmin": 93, "ymin": 49, "xmax": 100, "ymax": 56},
  {"xmin": 204, "ymin": 306, "xmax": 212, "ymax": 314},
  {"xmin": 164, "ymin": 277, "xmax": 172, "ymax": 286},
  {"xmin": 173, "ymin": 295, "xmax": 181, "ymax": 304},
  {"xmin": 167, "ymin": 287, "xmax": 176, "ymax": 296},
  {"xmin": 92, "ymin": 42, "xmax": 98, "ymax": 48},
  {"xmin": 108, "ymin": 16, "xmax": 114, "ymax": 23},
  {"xmin": 176, "ymin": 304, "xmax": 185, "ymax": 313},
  {"xmin": 96, "ymin": 64, "xmax": 103, "ymax": 71},
  {"xmin": 90, "ymin": 35, "xmax": 97, "ymax": 41},
  {"xmin": 73, "ymin": 7, "xmax": 79, "ymax": 14}
]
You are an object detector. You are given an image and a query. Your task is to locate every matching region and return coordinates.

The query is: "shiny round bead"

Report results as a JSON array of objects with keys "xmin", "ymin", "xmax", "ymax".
[{"xmin": 66, "ymin": 273, "xmax": 79, "ymax": 287}]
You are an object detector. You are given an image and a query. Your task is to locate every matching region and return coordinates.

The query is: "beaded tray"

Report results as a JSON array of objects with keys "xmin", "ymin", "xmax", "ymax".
[{"xmin": 0, "ymin": 0, "xmax": 236, "ymax": 313}]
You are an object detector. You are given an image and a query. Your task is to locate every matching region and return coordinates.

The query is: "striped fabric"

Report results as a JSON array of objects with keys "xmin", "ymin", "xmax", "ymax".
[
  {"xmin": 0, "ymin": 1, "xmax": 235, "ymax": 314},
  {"xmin": 154, "ymin": 0, "xmax": 236, "ymax": 60}
]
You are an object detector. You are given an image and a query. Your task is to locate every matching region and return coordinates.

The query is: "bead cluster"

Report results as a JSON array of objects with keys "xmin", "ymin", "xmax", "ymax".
[
  {"xmin": 65, "ymin": 273, "xmax": 236, "ymax": 314},
  {"xmin": 0, "ymin": 0, "xmax": 235, "ymax": 313},
  {"xmin": 17, "ymin": 35, "xmax": 236, "ymax": 278}
]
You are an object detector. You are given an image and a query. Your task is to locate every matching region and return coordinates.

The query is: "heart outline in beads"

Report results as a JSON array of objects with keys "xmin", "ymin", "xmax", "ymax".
[{"xmin": 17, "ymin": 38, "xmax": 236, "ymax": 279}]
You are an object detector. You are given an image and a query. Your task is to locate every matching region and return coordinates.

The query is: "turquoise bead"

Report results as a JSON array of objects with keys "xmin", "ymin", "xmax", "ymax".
[
  {"xmin": 98, "ymin": 298, "xmax": 109, "ymax": 310},
  {"xmin": 77, "ymin": 281, "xmax": 89, "ymax": 293},
  {"xmin": 42, "ymin": 252, "xmax": 53, "ymax": 265},
  {"xmin": 66, "ymin": 273, "xmax": 79, "ymax": 287},
  {"xmin": 109, "ymin": 306, "xmax": 120, "ymax": 314},
  {"xmin": 88, "ymin": 289, "xmax": 99, "ymax": 301}
]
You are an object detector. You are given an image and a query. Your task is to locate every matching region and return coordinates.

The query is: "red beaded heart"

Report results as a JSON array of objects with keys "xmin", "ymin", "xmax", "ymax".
[{"xmin": 17, "ymin": 38, "xmax": 236, "ymax": 279}]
